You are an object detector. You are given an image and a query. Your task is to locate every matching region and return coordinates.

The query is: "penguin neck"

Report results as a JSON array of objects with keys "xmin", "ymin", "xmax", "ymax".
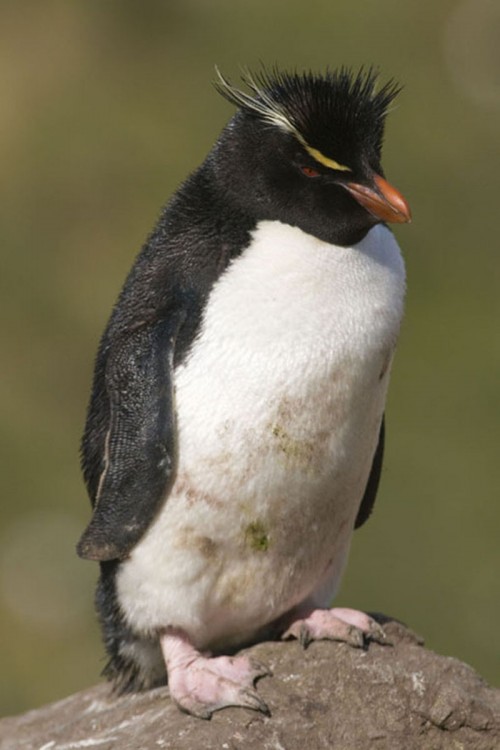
[{"xmin": 204, "ymin": 151, "xmax": 377, "ymax": 248}]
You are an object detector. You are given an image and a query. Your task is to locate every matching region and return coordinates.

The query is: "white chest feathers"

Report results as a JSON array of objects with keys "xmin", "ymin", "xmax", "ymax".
[{"xmin": 116, "ymin": 220, "xmax": 406, "ymax": 648}]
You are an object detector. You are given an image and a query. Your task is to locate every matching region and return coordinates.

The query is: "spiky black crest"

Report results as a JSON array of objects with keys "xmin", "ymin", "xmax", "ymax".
[{"xmin": 215, "ymin": 66, "xmax": 401, "ymax": 161}]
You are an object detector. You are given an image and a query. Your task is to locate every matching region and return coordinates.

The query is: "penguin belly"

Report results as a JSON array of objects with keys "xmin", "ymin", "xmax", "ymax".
[{"xmin": 116, "ymin": 220, "xmax": 406, "ymax": 651}]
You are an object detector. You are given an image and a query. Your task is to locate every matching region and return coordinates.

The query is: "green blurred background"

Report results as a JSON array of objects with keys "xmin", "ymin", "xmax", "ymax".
[{"xmin": 1, "ymin": 0, "xmax": 499, "ymax": 717}]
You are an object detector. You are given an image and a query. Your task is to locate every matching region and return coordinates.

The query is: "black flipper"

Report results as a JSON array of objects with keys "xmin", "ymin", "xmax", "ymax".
[
  {"xmin": 77, "ymin": 315, "xmax": 183, "ymax": 561},
  {"xmin": 354, "ymin": 417, "xmax": 385, "ymax": 530},
  {"xmin": 78, "ymin": 162, "xmax": 255, "ymax": 568}
]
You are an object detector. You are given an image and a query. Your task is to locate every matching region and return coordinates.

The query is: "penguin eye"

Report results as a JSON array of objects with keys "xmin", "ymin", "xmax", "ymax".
[{"xmin": 300, "ymin": 165, "xmax": 321, "ymax": 178}]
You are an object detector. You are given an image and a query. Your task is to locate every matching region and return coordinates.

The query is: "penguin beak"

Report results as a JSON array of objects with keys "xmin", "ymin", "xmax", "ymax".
[{"xmin": 342, "ymin": 174, "xmax": 412, "ymax": 224}]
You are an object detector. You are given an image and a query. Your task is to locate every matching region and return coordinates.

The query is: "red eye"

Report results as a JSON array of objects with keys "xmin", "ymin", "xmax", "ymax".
[{"xmin": 300, "ymin": 165, "xmax": 320, "ymax": 178}]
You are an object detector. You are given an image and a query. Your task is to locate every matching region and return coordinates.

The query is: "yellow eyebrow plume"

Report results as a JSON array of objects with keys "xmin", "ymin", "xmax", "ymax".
[
  {"xmin": 294, "ymin": 130, "xmax": 351, "ymax": 171},
  {"xmin": 304, "ymin": 145, "xmax": 351, "ymax": 172}
]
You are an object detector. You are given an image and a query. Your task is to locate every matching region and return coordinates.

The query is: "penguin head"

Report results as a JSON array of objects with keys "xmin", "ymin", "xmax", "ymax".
[{"xmin": 213, "ymin": 67, "xmax": 411, "ymax": 246}]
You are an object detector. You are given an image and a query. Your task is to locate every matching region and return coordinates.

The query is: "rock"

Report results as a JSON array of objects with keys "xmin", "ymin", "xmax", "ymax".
[{"xmin": 1, "ymin": 616, "xmax": 499, "ymax": 750}]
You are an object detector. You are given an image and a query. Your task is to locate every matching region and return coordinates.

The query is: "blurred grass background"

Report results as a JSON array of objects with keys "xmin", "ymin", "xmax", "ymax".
[{"xmin": 1, "ymin": 0, "xmax": 499, "ymax": 717}]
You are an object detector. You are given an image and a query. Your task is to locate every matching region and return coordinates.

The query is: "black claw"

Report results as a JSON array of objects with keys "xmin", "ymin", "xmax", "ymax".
[
  {"xmin": 346, "ymin": 625, "xmax": 365, "ymax": 648},
  {"xmin": 254, "ymin": 695, "xmax": 272, "ymax": 717},
  {"xmin": 240, "ymin": 689, "xmax": 271, "ymax": 716},
  {"xmin": 369, "ymin": 630, "xmax": 393, "ymax": 647},
  {"xmin": 365, "ymin": 620, "xmax": 392, "ymax": 646},
  {"xmin": 260, "ymin": 701, "xmax": 272, "ymax": 717},
  {"xmin": 249, "ymin": 658, "xmax": 273, "ymax": 679},
  {"xmin": 299, "ymin": 624, "xmax": 312, "ymax": 649}
]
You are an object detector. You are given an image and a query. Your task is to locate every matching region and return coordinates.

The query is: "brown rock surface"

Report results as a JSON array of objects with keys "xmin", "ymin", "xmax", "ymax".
[{"xmin": 1, "ymin": 618, "xmax": 499, "ymax": 750}]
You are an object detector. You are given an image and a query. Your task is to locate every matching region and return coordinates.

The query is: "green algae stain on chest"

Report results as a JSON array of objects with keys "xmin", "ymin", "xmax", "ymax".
[{"xmin": 245, "ymin": 521, "xmax": 270, "ymax": 552}]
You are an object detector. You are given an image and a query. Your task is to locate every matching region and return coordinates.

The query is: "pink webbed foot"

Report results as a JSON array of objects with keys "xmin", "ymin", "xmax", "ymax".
[
  {"xmin": 160, "ymin": 629, "xmax": 271, "ymax": 719},
  {"xmin": 282, "ymin": 607, "xmax": 388, "ymax": 648}
]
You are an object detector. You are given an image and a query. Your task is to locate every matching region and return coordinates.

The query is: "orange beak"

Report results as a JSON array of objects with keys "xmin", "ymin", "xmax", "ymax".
[{"xmin": 343, "ymin": 174, "xmax": 411, "ymax": 224}]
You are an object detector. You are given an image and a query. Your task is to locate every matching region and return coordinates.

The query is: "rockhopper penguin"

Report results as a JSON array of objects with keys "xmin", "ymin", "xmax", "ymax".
[{"xmin": 78, "ymin": 67, "xmax": 411, "ymax": 718}]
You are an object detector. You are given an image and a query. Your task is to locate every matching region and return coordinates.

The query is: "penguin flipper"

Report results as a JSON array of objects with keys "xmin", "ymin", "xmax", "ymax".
[
  {"xmin": 78, "ymin": 316, "xmax": 181, "ymax": 561},
  {"xmin": 354, "ymin": 416, "xmax": 385, "ymax": 530}
]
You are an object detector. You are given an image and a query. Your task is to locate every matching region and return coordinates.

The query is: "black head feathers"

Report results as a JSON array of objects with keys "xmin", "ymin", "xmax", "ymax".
[{"xmin": 214, "ymin": 66, "xmax": 401, "ymax": 166}]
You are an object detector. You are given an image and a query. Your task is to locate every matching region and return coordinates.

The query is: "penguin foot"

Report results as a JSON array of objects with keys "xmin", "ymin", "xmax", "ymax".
[
  {"xmin": 160, "ymin": 628, "xmax": 271, "ymax": 719},
  {"xmin": 282, "ymin": 607, "xmax": 388, "ymax": 648}
]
